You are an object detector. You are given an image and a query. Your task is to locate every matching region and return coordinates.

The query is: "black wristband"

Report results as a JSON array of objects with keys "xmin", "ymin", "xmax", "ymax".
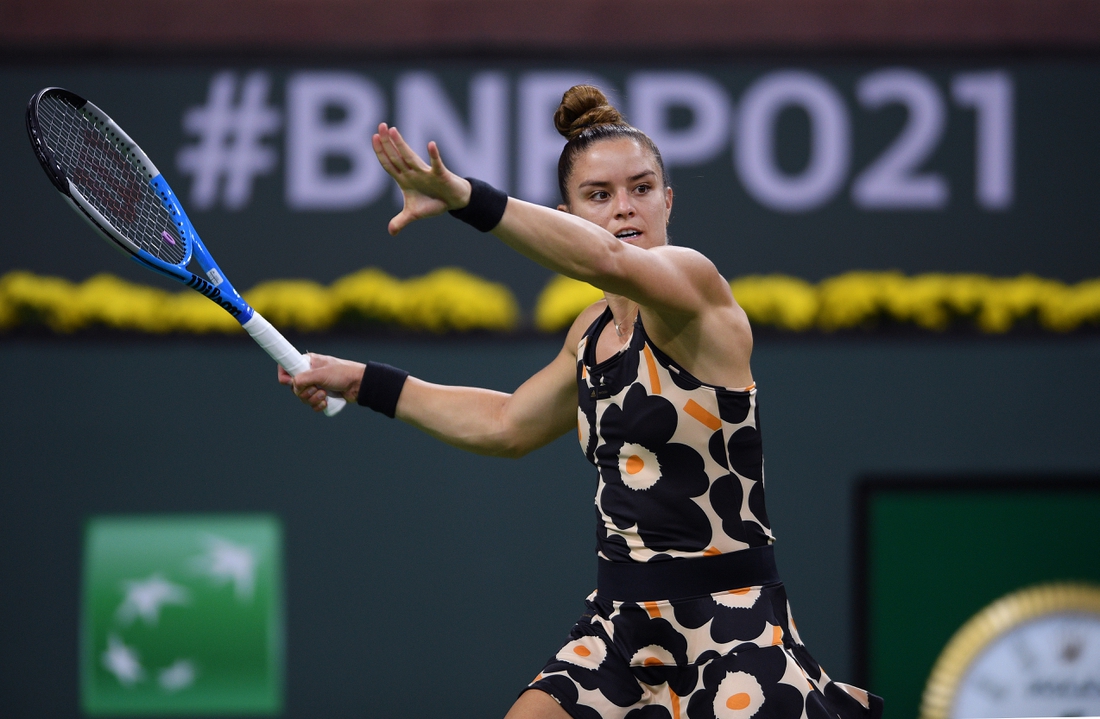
[
  {"xmin": 448, "ymin": 177, "xmax": 508, "ymax": 232},
  {"xmin": 357, "ymin": 361, "xmax": 409, "ymax": 418}
]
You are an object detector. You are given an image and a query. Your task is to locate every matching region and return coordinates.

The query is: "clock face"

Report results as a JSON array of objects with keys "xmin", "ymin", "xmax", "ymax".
[{"xmin": 950, "ymin": 611, "xmax": 1100, "ymax": 718}]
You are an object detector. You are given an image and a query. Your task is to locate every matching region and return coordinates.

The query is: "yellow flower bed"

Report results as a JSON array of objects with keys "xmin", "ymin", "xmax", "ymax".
[
  {"xmin": 534, "ymin": 274, "xmax": 606, "ymax": 332},
  {"xmin": 534, "ymin": 272, "xmax": 1100, "ymax": 333},
  {"xmin": 4, "ymin": 267, "xmax": 1098, "ymax": 335},
  {"xmin": 0, "ymin": 267, "xmax": 518, "ymax": 334}
]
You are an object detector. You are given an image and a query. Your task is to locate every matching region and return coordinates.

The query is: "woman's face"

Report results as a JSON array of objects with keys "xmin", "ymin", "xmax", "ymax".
[{"xmin": 560, "ymin": 137, "xmax": 673, "ymax": 251}]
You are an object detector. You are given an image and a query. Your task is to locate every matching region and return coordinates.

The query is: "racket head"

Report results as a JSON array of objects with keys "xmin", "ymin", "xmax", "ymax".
[
  {"xmin": 24, "ymin": 88, "xmax": 341, "ymax": 414},
  {"xmin": 26, "ymin": 87, "xmax": 192, "ymax": 269}
]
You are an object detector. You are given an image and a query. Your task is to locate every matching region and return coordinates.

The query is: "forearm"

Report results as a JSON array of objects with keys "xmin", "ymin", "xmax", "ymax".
[
  {"xmin": 393, "ymin": 377, "xmax": 529, "ymax": 458},
  {"xmin": 491, "ymin": 198, "xmax": 627, "ymax": 288}
]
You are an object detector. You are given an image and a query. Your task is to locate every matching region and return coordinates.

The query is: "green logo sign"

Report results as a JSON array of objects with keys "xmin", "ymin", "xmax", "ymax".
[{"xmin": 81, "ymin": 515, "xmax": 284, "ymax": 715}]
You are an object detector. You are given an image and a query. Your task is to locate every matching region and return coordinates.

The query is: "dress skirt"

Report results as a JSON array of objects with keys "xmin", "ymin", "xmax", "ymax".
[{"xmin": 527, "ymin": 552, "xmax": 882, "ymax": 719}]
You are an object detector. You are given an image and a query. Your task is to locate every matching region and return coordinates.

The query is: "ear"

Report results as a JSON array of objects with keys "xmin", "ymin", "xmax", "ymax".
[
  {"xmin": 557, "ymin": 203, "xmax": 571, "ymax": 213},
  {"xmin": 665, "ymin": 186, "xmax": 674, "ymax": 217}
]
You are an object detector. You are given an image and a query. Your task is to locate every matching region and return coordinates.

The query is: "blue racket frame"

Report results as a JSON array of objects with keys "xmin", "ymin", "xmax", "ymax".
[
  {"xmin": 143, "ymin": 175, "xmax": 254, "ymax": 324},
  {"xmin": 26, "ymin": 86, "xmax": 345, "ymax": 416}
]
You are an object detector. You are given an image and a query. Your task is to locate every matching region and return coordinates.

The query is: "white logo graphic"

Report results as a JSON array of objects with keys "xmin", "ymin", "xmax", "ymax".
[
  {"xmin": 285, "ymin": 71, "xmax": 390, "ymax": 211},
  {"xmin": 158, "ymin": 659, "xmax": 198, "ymax": 692},
  {"xmin": 628, "ymin": 72, "xmax": 731, "ymax": 173},
  {"xmin": 102, "ymin": 633, "xmax": 145, "ymax": 686},
  {"xmin": 177, "ymin": 71, "xmax": 282, "ymax": 211},
  {"xmin": 191, "ymin": 535, "xmax": 258, "ymax": 602},
  {"xmin": 177, "ymin": 68, "xmax": 1014, "ymax": 214},
  {"xmin": 116, "ymin": 574, "xmax": 190, "ymax": 626}
]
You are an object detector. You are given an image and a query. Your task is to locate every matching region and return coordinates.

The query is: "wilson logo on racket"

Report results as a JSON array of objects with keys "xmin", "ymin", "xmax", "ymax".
[{"xmin": 185, "ymin": 275, "xmax": 243, "ymax": 318}]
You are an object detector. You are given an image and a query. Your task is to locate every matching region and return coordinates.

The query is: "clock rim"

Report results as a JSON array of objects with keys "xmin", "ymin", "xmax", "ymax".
[{"xmin": 919, "ymin": 581, "xmax": 1100, "ymax": 719}]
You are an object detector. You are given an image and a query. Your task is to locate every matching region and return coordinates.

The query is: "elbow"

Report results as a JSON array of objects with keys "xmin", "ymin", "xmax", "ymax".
[
  {"xmin": 489, "ymin": 438, "xmax": 534, "ymax": 460},
  {"xmin": 482, "ymin": 422, "xmax": 543, "ymax": 459},
  {"xmin": 480, "ymin": 401, "xmax": 535, "ymax": 459}
]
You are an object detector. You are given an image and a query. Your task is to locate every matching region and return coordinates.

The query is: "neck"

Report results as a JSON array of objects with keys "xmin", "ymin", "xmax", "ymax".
[{"xmin": 605, "ymin": 295, "xmax": 639, "ymax": 337}]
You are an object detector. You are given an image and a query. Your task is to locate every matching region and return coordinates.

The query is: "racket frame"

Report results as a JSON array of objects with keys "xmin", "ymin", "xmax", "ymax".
[
  {"xmin": 26, "ymin": 87, "xmax": 346, "ymax": 415},
  {"xmin": 27, "ymin": 87, "xmax": 253, "ymax": 321}
]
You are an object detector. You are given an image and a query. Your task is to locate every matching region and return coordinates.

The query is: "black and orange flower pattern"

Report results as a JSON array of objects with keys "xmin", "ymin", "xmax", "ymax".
[{"xmin": 529, "ymin": 308, "xmax": 881, "ymax": 719}]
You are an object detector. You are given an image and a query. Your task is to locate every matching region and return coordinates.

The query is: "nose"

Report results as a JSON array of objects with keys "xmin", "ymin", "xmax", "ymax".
[{"xmin": 613, "ymin": 190, "xmax": 636, "ymax": 218}]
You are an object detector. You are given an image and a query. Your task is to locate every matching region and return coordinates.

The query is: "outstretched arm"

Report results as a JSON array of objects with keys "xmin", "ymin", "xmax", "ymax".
[
  {"xmin": 372, "ymin": 123, "xmax": 731, "ymax": 321},
  {"xmin": 369, "ymin": 123, "xmax": 751, "ymax": 386},
  {"xmin": 492, "ymin": 199, "xmax": 733, "ymax": 319},
  {"xmin": 279, "ymin": 306, "xmax": 597, "ymax": 457},
  {"xmin": 393, "ymin": 342, "xmax": 578, "ymax": 457}
]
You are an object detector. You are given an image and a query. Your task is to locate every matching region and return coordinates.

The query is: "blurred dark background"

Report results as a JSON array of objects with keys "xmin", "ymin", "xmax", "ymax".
[{"xmin": 2, "ymin": 2, "xmax": 1099, "ymax": 717}]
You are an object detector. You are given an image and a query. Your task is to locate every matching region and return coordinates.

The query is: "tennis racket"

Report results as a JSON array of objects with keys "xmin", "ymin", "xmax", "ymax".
[{"xmin": 26, "ymin": 87, "xmax": 345, "ymax": 416}]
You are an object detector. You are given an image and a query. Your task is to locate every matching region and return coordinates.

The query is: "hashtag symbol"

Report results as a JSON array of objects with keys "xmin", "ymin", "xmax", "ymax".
[{"xmin": 176, "ymin": 71, "xmax": 282, "ymax": 211}]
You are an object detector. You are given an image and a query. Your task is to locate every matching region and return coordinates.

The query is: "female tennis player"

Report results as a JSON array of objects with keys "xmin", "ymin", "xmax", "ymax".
[{"xmin": 279, "ymin": 85, "xmax": 881, "ymax": 719}]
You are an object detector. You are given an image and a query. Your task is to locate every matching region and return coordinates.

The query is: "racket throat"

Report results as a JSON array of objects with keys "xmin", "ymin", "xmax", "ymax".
[{"xmin": 185, "ymin": 274, "xmax": 250, "ymax": 320}]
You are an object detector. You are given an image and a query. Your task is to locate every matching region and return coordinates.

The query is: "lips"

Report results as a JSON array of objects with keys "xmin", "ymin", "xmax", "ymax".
[{"xmin": 615, "ymin": 229, "xmax": 642, "ymax": 241}]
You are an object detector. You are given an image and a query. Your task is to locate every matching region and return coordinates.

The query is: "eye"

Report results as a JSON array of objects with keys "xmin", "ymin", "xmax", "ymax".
[
  {"xmin": 590, "ymin": 190, "xmax": 610, "ymax": 201},
  {"xmin": 635, "ymin": 183, "xmax": 651, "ymax": 194}
]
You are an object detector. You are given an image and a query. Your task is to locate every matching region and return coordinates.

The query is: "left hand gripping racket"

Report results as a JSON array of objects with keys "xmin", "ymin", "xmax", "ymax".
[{"xmin": 26, "ymin": 87, "xmax": 346, "ymax": 416}]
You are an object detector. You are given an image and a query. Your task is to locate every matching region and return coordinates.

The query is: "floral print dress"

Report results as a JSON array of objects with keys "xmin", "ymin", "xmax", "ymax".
[{"xmin": 527, "ymin": 308, "xmax": 882, "ymax": 719}]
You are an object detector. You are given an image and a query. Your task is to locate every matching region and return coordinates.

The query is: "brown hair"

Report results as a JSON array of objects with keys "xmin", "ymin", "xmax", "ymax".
[{"xmin": 555, "ymin": 85, "xmax": 668, "ymax": 205}]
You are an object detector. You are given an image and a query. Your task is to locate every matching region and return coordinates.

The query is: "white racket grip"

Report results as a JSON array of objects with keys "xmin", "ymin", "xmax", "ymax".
[{"xmin": 242, "ymin": 312, "xmax": 347, "ymax": 417}]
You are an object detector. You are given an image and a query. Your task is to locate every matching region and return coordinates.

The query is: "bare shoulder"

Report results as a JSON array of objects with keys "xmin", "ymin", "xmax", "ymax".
[{"xmin": 647, "ymin": 244, "xmax": 736, "ymax": 306}]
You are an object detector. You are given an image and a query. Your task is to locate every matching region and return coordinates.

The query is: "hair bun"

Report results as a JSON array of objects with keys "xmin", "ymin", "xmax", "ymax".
[{"xmin": 554, "ymin": 85, "xmax": 626, "ymax": 140}]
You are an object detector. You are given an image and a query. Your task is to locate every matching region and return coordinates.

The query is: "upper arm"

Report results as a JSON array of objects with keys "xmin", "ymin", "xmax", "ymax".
[
  {"xmin": 497, "ymin": 346, "xmax": 578, "ymax": 456},
  {"xmin": 492, "ymin": 200, "xmax": 732, "ymax": 321},
  {"xmin": 599, "ymin": 243, "xmax": 736, "ymax": 320},
  {"xmin": 495, "ymin": 304, "xmax": 598, "ymax": 456}
]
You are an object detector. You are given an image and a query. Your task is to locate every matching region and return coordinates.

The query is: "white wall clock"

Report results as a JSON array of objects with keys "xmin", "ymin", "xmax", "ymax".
[{"xmin": 921, "ymin": 582, "xmax": 1100, "ymax": 719}]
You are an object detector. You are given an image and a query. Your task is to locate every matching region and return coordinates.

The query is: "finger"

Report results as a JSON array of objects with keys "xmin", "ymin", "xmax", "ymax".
[
  {"xmin": 381, "ymin": 125, "xmax": 420, "ymax": 171},
  {"xmin": 277, "ymin": 364, "xmax": 292, "ymax": 385},
  {"xmin": 380, "ymin": 126, "xmax": 414, "ymax": 171},
  {"xmin": 427, "ymin": 141, "xmax": 448, "ymax": 175},
  {"xmin": 390, "ymin": 126, "xmax": 430, "ymax": 171},
  {"xmin": 373, "ymin": 132, "xmax": 404, "ymax": 178},
  {"xmin": 374, "ymin": 123, "xmax": 409, "ymax": 174},
  {"xmin": 295, "ymin": 384, "xmax": 324, "ymax": 411},
  {"xmin": 388, "ymin": 210, "xmax": 410, "ymax": 236},
  {"xmin": 427, "ymin": 141, "xmax": 445, "ymax": 177},
  {"xmin": 291, "ymin": 371, "xmax": 331, "ymax": 401},
  {"xmin": 290, "ymin": 367, "xmax": 319, "ymax": 391},
  {"xmin": 303, "ymin": 351, "xmax": 330, "ymax": 369}
]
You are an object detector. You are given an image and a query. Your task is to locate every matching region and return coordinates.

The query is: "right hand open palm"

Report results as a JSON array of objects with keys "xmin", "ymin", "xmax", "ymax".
[{"xmin": 372, "ymin": 123, "xmax": 469, "ymax": 235}]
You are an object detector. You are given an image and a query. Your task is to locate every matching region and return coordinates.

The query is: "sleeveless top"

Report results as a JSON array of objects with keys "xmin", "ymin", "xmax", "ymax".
[{"xmin": 577, "ymin": 307, "xmax": 775, "ymax": 563}]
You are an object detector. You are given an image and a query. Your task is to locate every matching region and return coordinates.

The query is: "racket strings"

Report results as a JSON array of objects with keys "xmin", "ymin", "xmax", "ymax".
[{"xmin": 37, "ymin": 93, "xmax": 187, "ymax": 266}]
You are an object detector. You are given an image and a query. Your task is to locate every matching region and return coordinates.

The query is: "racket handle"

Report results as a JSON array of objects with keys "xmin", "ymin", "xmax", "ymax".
[{"xmin": 242, "ymin": 312, "xmax": 347, "ymax": 417}]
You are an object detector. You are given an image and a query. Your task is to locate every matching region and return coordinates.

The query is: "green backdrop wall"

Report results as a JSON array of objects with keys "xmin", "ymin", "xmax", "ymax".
[
  {"xmin": 3, "ymin": 334, "xmax": 1100, "ymax": 717},
  {"xmin": 3, "ymin": 52, "xmax": 1100, "ymax": 718}
]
